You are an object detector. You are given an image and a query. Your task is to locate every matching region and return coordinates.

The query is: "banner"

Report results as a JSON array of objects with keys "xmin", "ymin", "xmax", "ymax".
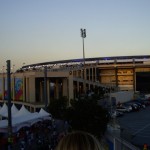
[
  {"xmin": 4, "ymin": 78, "xmax": 7, "ymax": 99},
  {"xmin": 0, "ymin": 78, "xmax": 2, "ymax": 99},
  {"xmin": 15, "ymin": 78, "xmax": 23, "ymax": 100}
]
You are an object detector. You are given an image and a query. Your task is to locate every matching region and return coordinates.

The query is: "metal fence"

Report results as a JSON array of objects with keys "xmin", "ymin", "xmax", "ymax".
[
  {"xmin": 105, "ymin": 129, "xmax": 140, "ymax": 150},
  {"xmin": 114, "ymin": 136, "xmax": 140, "ymax": 150}
]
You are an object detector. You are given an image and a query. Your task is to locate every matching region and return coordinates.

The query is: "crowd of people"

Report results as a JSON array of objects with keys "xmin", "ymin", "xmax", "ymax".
[
  {"xmin": 1, "ymin": 119, "xmax": 67, "ymax": 150},
  {"xmin": 1, "ymin": 118, "xmax": 104, "ymax": 150}
]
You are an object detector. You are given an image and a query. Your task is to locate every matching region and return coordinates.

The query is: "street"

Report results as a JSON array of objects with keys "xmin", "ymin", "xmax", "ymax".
[{"xmin": 118, "ymin": 106, "xmax": 150, "ymax": 148}]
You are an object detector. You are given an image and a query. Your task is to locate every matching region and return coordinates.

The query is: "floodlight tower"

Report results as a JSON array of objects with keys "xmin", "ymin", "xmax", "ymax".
[
  {"xmin": 80, "ymin": 28, "xmax": 86, "ymax": 67},
  {"xmin": 80, "ymin": 28, "xmax": 86, "ymax": 95}
]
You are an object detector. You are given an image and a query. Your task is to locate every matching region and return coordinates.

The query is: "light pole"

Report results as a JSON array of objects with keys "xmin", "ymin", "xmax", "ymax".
[
  {"xmin": 6, "ymin": 60, "xmax": 13, "ymax": 149},
  {"xmin": 80, "ymin": 28, "xmax": 86, "ymax": 67},
  {"xmin": 44, "ymin": 66, "xmax": 48, "ymax": 110},
  {"xmin": 80, "ymin": 28, "xmax": 86, "ymax": 95}
]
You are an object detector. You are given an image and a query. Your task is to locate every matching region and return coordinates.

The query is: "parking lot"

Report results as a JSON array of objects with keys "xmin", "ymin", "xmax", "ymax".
[{"xmin": 118, "ymin": 105, "xmax": 150, "ymax": 148}]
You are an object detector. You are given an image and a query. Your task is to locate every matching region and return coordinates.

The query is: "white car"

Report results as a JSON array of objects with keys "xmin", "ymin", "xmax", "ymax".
[
  {"xmin": 116, "ymin": 106, "xmax": 132, "ymax": 112},
  {"xmin": 110, "ymin": 110, "xmax": 124, "ymax": 118}
]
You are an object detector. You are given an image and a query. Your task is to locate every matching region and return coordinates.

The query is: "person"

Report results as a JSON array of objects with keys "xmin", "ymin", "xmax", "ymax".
[{"xmin": 55, "ymin": 131, "xmax": 103, "ymax": 150}]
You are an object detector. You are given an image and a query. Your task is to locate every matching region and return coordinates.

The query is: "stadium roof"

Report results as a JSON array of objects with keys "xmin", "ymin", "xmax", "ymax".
[{"xmin": 22, "ymin": 55, "xmax": 150, "ymax": 69}]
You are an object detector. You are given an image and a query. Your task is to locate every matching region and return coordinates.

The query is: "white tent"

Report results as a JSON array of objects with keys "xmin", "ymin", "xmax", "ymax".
[
  {"xmin": 0, "ymin": 119, "xmax": 31, "ymax": 133},
  {"xmin": 12, "ymin": 105, "xmax": 41, "ymax": 127},
  {"xmin": 2, "ymin": 104, "xmax": 19, "ymax": 118},
  {"xmin": 38, "ymin": 108, "xmax": 52, "ymax": 120},
  {"xmin": 0, "ymin": 113, "xmax": 41, "ymax": 133},
  {"xmin": 11, "ymin": 104, "xmax": 19, "ymax": 115},
  {"xmin": 39, "ymin": 108, "xmax": 51, "ymax": 116},
  {"xmin": 0, "ymin": 103, "xmax": 8, "ymax": 116},
  {"xmin": 0, "ymin": 106, "xmax": 52, "ymax": 133},
  {"xmin": 27, "ymin": 112, "xmax": 43, "ymax": 126},
  {"xmin": 0, "ymin": 119, "xmax": 8, "ymax": 133},
  {"xmin": 13, "ymin": 105, "xmax": 31, "ymax": 118}
]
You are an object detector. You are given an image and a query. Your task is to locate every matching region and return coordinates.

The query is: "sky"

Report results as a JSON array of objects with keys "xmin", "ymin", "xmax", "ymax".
[{"xmin": 0, "ymin": 0, "xmax": 150, "ymax": 71}]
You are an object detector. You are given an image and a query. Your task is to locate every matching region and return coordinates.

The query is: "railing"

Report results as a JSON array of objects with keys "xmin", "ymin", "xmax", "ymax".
[
  {"xmin": 114, "ymin": 136, "xmax": 140, "ymax": 150},
  {"xmin": 105, "ymin": 127, "xmax": 140, "ymax": 150}
]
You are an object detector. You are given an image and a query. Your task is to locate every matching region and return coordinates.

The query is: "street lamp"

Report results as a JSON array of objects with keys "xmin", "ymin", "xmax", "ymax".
[{"xmin": 80, "ymin": 28, "xmax": 86, "ymax": 95}]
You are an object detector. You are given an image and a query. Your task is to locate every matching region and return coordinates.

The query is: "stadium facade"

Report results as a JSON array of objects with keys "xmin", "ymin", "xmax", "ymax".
[{"xmin": 0, "ymin": 55, "xmax": 150, "ymax": 111}]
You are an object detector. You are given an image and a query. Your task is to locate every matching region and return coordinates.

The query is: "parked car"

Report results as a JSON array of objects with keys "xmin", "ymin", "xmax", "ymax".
[
  {"xmin": 116, "ymin": 106, "xmax": 127, "ymax": 112},
  {"xmin": 116, "ymin": 106, "xmax": 131, "ymax": 112},
  {"xmin": 110, "ymin": 110, "xmax": 124, "ymax": 118},
  {"xmin": 123, "ymin": 103, "xmax": 133, "ymax": 112},
  {"xmin": 143, "ymin": 99, "xmax": 150, "ymax": 106},
  {"xmin": 133, "ymin": 100, "xmax": 146, "ymax": 108},
  {"xmin": 124, "ymin": 102, "xmax": 139, "ymax": 112}
]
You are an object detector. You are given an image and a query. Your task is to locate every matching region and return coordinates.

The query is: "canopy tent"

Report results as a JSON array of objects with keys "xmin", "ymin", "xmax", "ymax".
[
  {"xmin": 11, "ymin": 104, "xmax": 19, "ymax": 116},
  {"xmin": 0, "ymin": 103, "xmax": 8, "ymax": 117},
  {"xmin": 13, "ymin": 105, "xmax": 31, "ymax": 118},
  {"xmin": 39, "ymin": 108, "xmax": 52, "ymax": 120},
  {"xmin": 2, "ymin": 104, "xmax": 19, "ymax": 118},
  {"xmin": 0, "ymin": 105, "xmax": 52, "ymax": 133},
  {"xmin": 39, "ymin": 108, "xmax": 51, "ymax": 116},
  {"xmin": 0, "ymin": 119, "xmax": 31, "ymax": 133},
  {"xmin": 0, "ymin": 103, "xmax": 20, "ymax": 118}
]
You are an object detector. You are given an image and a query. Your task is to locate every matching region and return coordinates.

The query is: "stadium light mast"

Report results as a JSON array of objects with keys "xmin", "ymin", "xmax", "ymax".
[
  {"xmin": 80, "ymin": 28, "xmax": 86, "ymax": 95},
  {"xmin": 80, "ymin": 28, "xmax": 86, "ymax": 67}
]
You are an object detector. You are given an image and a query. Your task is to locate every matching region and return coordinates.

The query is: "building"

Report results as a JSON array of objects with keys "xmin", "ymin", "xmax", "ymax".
[
  {"xmin": 98, "ymin": 55, "xmax": 150, "ymax": 92},
  {"xmin": 0, "ymin": 55, "xmax": 150, "ymax": 111}
]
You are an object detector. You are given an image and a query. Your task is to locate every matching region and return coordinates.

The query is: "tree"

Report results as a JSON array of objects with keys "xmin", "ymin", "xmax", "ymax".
[
  {"xmin": 48, "ymin": 96, "xmax": 110, "ymax": 138},
  {"xmin": 48, "ymin": 96, "xmax": 68, "ymax": 119},
  {"xmin": 64, "ymin": 97, "xmax": 110, "ymax": 138}
]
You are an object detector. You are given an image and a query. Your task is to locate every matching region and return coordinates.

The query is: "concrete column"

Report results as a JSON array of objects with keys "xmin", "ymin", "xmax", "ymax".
[
  {"xmin": 89, "ymin": 68, "xmax": 91, "ymax": 81},
  {"xmin": 23, "ymin": 76, "xmax": 26, "ymax": 102},
  {"xmin": 95, "ymin": 67, "xmax": 97, "ymax": 82},
  {"xmin": 63, "ymin": 78, "xmax": 68, "ymax": 97},
  {"xmin": 92, "ymin": 67, "xmax": 94, "ymax": 82},
  {"xmin": 84, "ymin": 68, "xmax": 87, "ymax": 80},
  {"xmin": 115, "ymin": 67, "xmax": 118, "ymax": 88},
  {"xmin": 39, "ymin": 81, "xmax": 43, "ymax": 103},
  {"xmin": 47, "ymin": 79, "xmax": 50, "ymax": 105},
  {"xmin": 26, "ymin": 77, "xmax": 29, "ymax": 102},
  {"xmin": 76, "ymin": 81, "xmax": 80, "ymax": 98},
  {"xmin": 55, "ymin": 80, "xmax": 59, "ymax": 99},
  {"xmin": 29, "ymin": 76, "xmax": 35, "ymax": 103},
  {"xmin": 68, "ymin": 76, "xmax": 73, "ymax": 105},
  {"xmin": 2, "ymin": 76, "xmax": 4, "ymax": 99},
  {"xmin": 88, "ymin": 83, "xmax": 90, "ymax": 90},
  {"xmin": 133, "ymin": 67, "xmax": 136, "ymax": 92},
  {"xmin": 83, "ymin": 81, "xmax": 86, "ymax": 95},
  {"xmin": 77, "ymin": 81, "xmax": 79, "ymax": 93}
]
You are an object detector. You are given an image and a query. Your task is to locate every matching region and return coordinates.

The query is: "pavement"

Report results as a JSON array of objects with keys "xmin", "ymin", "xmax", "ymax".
[{"xmin": 118, "ymin": 106, "xmax": 150, "ymax": 148}]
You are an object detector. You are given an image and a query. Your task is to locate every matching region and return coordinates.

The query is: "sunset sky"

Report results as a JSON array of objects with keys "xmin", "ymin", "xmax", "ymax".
[{"xmin": 0, "ymin": 0, "xmax": 150, "ymax": 70}]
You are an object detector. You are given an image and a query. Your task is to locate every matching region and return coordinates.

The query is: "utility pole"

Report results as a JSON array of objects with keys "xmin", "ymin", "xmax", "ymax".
[
  {"xmin": 44, "ymin": 66, "xmax": 48, "ymax": 110},
  {"xmin": 6, "ymin": 60, "xmax": 13, "ymax": 149}
]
